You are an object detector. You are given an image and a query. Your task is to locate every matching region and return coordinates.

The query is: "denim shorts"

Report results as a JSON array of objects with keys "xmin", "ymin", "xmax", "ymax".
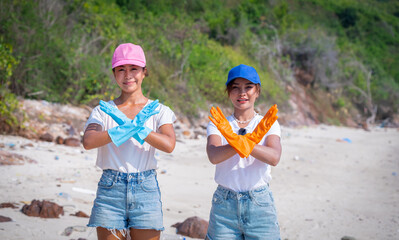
[
  {"xmin": 206, "ymin": 185, "xmax": 280, "ymax": 240},
  {"xmin": 87, "ymin": 169, "xmax": 164, "ymax": 231}
]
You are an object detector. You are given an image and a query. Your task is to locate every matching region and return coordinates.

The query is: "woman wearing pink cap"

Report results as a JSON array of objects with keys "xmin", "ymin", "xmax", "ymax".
[
  {"xmin": 206, "ymin": 64, "xmax": 282, "ymax": 239},
  {"xmin": 83, "ymin": 43, "xmax": 176, "ymax": 240}
]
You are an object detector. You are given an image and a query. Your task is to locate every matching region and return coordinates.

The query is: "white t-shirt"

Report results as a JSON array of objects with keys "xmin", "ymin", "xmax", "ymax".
[
  {"xmin": 207, "ymin": 114, "xmax": 281, "ymax": 192},
  {"xmin": 84, "ymin": 99, "xmax": 176, "ymax": 173}
]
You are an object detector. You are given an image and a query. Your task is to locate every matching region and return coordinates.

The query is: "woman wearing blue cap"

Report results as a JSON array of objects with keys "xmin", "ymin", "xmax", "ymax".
[{"xmin": 206, "ymin": 64, "xmax": 282, "ymax": 239}]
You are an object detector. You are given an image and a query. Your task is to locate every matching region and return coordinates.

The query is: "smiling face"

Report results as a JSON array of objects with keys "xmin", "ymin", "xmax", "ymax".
[
  {"xmin": 227, "ymin": 78, "xmax": 260, "ymax": 110},
  {"xmin": 113, "ymin": 64, "xmax": 146, "ymax": 94}
]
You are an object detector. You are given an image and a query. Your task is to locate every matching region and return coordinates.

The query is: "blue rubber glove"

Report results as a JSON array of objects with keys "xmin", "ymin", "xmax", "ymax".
[
  {"xmin": 100, "ymin": 100, "xmax": 160, "ymax": 146},
  {"xmin": 100, "ymin": 99, "xmax": 160, "ymax": 144},
  {"xmin": 99, "ymin": 100, "xmax": 130, "ymax": 125}
]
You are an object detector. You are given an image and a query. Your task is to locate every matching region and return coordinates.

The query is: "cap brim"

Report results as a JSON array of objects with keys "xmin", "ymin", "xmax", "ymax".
[
  {"xmin": 112, "ymin": 59, "xmax": 146, "ymax": 68},
  {"xmin": 225, "ymin": 76, "xmax": 261, "ymax": 86}
]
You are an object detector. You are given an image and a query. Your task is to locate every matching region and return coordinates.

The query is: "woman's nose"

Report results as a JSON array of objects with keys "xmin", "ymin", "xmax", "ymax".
[{"xmin": 125, "ymin": 70, "xmax": 133, "ymax": 79}]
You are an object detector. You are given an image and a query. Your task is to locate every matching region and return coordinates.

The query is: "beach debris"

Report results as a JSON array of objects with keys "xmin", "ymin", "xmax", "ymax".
[
  {"xmin": 70, "ymin": 211, "xmax": 89, "ymax": 218},
  {"xmin": 0, "ymin": 215, "xmax": 12, "ymax": 222},
  {"xmin": 392, "ymin": 172, "xmax": 397, "ymax": 176},
  {"xmin": 72, "ymin": 187, "xmax": 96, "ymax": 196},
  {"xmin": 342, "ymin": 138, "xmax": 352, "ymax": 143},
  {"xmin": 5, "ymin": 142, "xmax": 16, "ymax": 148},
  {"xmin": 61, "ymin": 226, "xmax": 87, "ymax": 236},
  {"xmin": 293, "ymin": 155, "xmax": 305, "ymax": 161},
  {"xmin": 0, "ymin": 202, "xmax": 18, "ymax": 209},
  {"xmin": 21, "ymin": 199, "xmax": 64, "ymax": 218},
  {"xmin": 160, "ymin": 233, "xmax": 186, "ymax": 240},
  {"xmin": 0, "ymin": 150, "xmax": 38, "ymax": 165},
  {"xmin": 182, "ymin": 130, "xmax": 192, "ymax": 139},
  {"xmin": 57, "ymin": 192, "xmax": 72, "ymax": 200},
  {"xmin": 56, "ymin": 178, "xmax": 76, "ymax": 184},
  {"xmin": 336, "ymin": 138, "xmax": 352, "ymax": 143},
  {"xmin": 20, "ymin": 143, "xmax": 34, "ymax": 148},
  {"xmin": 172, "ymin": 216, "xmax": 209, "ymax": 239}
]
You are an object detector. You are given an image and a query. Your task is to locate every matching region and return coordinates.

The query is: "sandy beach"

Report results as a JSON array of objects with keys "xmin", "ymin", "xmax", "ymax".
[{"xmin": 0, "ymin": 125, "xmax": 398, "ymax": 240}]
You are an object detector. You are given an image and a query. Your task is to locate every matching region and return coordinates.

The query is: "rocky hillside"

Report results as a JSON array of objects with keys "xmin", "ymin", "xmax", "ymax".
[{"xmin": 5, "ymin": 86, "xmax": 398, "ymax": 147}]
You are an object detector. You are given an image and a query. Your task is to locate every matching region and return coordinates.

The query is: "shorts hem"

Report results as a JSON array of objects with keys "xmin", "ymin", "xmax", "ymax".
[
  {"xmin": 87, "ymin": 224, "xmax": 126, "ymax": 230},
  {"xmin": 127, "ymin": 226, "xmax": 165, "ymax": 231}
]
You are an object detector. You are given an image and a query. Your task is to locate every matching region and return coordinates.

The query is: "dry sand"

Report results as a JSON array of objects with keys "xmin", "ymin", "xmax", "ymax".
[{"xmin": 0, "ymin": 125, "xmax": 398, "ymax": 240}]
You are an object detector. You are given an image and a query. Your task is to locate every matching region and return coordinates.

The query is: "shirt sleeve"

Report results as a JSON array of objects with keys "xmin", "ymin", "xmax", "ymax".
[
  {"xmin": 207, "ymin": 121, "xmax": 222, "ymax": 137},
  {"xmin": 265, "ymin": 120, "xmax": 281, "ymax": 138},
  {"xmin": 84, "ymin": 105, "xmax": 105, "ymax": 131},
  {"xmin": 156, "ymin": 104, "xmax": 176, "ymax": 130}
]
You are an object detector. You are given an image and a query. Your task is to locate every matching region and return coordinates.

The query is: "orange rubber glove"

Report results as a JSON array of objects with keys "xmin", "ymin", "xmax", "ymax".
[
  {"xmin": 246, "ymin": 104, "xmax": 279, "ymax": 144},
  {"xmin": 209, "ymin": 106, "xmax": 256, "ymax": 158}
]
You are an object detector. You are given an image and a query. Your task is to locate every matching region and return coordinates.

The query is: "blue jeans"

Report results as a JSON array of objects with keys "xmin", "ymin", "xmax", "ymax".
[
  {"xmin": 206, "ymin": 185, "xmax": 280, "ymax": 240},
  {"xmin": 87, "ymin": 169, "xmax": 164, "ymax": 231}
]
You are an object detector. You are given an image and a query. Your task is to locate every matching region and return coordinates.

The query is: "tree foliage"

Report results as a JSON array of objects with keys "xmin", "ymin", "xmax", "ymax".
[{"xmin": 0, "ymin": 0, "xmax": 398, "ymax": 122}]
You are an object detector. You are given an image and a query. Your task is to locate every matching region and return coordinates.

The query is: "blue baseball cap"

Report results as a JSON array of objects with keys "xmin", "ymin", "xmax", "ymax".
[{"xmin": 226, "ymin": 64, "xmax": 261, "ymax": 86}]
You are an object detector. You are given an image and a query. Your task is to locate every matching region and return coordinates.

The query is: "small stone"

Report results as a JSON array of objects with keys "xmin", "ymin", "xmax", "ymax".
[
  {"xmin": 341, "ymin": 236, "xmax": 357, "ymax": 240},
  {"xmin": 21, "ymin": 199, "xmax": 64, "ymax": 218},
  {"xmin": 64, "ymin": 137, "xmax": 80, "ymax": 147},
  {"xmin": 39, "ymin": 132, "xmax": 54, "ymax": 142},
  {"xmin": 172, "ymin": 216, "xmax": 209, "ymax": 239},
  {"xmin": 0, "ymin": 215, "xmax": 12, "ymax": 222},
  {"xmin": 55, "ymin": 136, "xmax": 64, "ymax": 144},
  {"xmin": 0, "ymin": 202, "xmax": 18, "ymax": 209},
  {"xmin": 70, "ymin": 211, "xmax": 89, "ymax": 218}
]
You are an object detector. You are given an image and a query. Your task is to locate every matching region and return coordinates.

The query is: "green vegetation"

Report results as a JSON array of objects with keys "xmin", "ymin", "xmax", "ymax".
[
  {"xmin": 0, "ymin": 0, "xmax": 398, "ymax": 129},
  {"xmin": 0, "ymin": 36, "xmax": 25, "ymax": 132}
]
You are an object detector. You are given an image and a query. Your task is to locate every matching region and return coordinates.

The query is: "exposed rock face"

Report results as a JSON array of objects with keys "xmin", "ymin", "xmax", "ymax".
[
  {"xmin": 19, "ymin": 99, "xmax": 90, "ymax": 145},
  {"xmin": 172, "ymin": 216, "xmax": 209, "ymax": 239},
  {"xmin": 21, "ymin": 200, "xmax": 64, "ymax": 218}
]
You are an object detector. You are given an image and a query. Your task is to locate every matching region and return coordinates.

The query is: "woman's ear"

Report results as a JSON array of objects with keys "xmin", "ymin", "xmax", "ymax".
[
  {"xmin": 256, "ymin": 84, "xmax": 261, "ymax": 98},
  {"xmin": 143, "ymin": 67, "xmax": 149, "ymax": 77}
]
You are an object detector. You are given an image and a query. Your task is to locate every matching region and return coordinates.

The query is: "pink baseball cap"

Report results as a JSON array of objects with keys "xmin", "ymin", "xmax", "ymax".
[{"xmin": 112, "ymin": 43, "xmax": 146, "ymax": 69}]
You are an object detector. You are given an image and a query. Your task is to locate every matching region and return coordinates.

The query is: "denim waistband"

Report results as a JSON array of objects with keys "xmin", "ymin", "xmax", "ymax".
[
  {"xmin": 216, "ymin": 184, "xmax": 269, "ymax": 200},
  {"xmin": 103, "ymin": 169, "xmax": 156, "ymax": 182}
]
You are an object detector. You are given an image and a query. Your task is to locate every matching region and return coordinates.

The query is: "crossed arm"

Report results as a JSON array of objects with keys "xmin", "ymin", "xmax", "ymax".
[
  {"xmin": 206, "ymin": 134, "xmax": 281, "ymax": 166},
  {"xmin": 83, "ymin": 123, "xmax": 176, "ymax": 153}
]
